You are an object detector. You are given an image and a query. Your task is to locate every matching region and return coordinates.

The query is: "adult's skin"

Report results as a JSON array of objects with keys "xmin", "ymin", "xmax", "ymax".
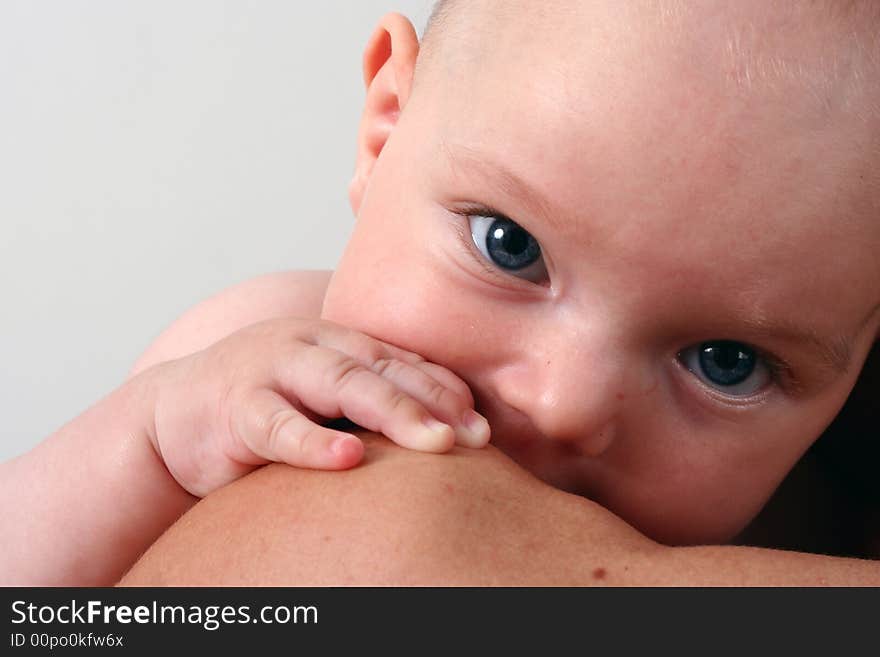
[{"xmin": 120, "ymin": 433, "xmax": 877, "ymax": 586}]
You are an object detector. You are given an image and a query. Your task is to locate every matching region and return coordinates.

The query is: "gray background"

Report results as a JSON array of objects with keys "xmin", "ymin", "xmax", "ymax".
[{"xmin": 1, "ymin": 0, "xmax": 434, "ymax": 460}]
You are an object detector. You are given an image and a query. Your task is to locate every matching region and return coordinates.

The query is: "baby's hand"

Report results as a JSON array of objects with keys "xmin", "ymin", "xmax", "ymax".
[{"xmin": 147, "ymin": 318, "xmax": 490, "ymax": 496}]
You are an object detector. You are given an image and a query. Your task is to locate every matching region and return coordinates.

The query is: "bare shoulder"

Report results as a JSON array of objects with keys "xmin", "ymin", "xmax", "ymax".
[
  {"xmin": 118, "ymin": 434, "xmax": 880, "ymax": 586},
  {"xmin": 119, "ymin": 434, "xmax": 657, "ymax": 586},
  {"xmin": 128, "ymin": 270, "xmax": 333, "ymax": 377}
]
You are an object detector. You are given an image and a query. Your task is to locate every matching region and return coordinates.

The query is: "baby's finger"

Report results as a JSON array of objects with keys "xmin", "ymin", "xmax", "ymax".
[
  {"xmin": 309, "ymin": 325, "xmax": 486, "ymax": 446},
  {"xmin": 283, "ymin": 348, "xmax": 457, "ymax": 452},
  {"xmin": 416, "ymin": 361, "xmax": 476, "ymax": 409},
  {"xmin": 368, "ymin": 358, "xmax": 489, "ymax": 448},
  {"xmin": 232, "ymin": 387, "xmax": 364, "ymax": 469},
  {"xmin": 313, "ymin": 323, "xmax": 478, "ymax": 405},
  {"xmin": 311, "ymin": 322, "xmax": 427, "ymax": 366}
]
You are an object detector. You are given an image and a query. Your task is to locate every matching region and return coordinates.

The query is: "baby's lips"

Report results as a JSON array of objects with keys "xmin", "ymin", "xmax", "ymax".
[{"xmin": 455, "ymin": 409, "xmax": 491, "ymax": 448}]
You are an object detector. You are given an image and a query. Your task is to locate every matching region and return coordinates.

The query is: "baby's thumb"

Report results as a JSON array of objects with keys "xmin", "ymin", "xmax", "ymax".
[{"xmin": 232, "ymin": 388, "xmax": 364, "ymax": 470}]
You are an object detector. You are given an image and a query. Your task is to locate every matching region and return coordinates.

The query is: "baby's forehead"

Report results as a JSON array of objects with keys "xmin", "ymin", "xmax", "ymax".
[
  {"xmin": 422, "ymin": 1, "xmax": 879, "ymax": 107},
  {"xmin": 411, "ymin": 3, "xmax": 880, "ymax": 332},
  {"xmin": 420, "ymin": 1, "xmax": 880, "ymax": 226}
]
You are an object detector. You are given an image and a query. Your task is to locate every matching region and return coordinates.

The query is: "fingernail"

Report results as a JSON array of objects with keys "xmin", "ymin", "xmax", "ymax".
[
  {"xmin": 457, "ymin": 409, "xmax": 490, "ymax": 447},
  {"xmin": 421, "ymin": 417, "xmax": 455, "ymax": 450},
  {"xmin": 331, "ymin": 435, "xmax": 360, "ymax": 458},
  {"xmin": 423, "ymin": 416, "xmax": 453, "ymax": 434}
]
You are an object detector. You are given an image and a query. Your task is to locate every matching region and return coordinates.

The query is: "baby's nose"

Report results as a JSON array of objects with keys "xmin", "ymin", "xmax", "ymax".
[{"xmin": 490, "ymin": 349, "xmax": 626, "ymax": 457}]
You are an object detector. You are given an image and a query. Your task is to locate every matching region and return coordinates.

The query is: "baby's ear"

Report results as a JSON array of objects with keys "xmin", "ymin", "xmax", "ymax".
[{"xmin": 349, "ymin": 13, "xmax": 419, "ymax": 215}]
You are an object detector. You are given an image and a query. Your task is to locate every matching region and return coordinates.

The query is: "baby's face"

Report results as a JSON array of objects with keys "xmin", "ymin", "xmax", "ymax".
[{"xmin": 323, "ymin": 1, "xmax": 880, "ymax": 544}]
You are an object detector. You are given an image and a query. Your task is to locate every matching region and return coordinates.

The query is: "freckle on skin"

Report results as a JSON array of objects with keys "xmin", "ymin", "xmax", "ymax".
[{"xmin": 592, "ymin": 567, "xmax": 607, "ymax": 580}]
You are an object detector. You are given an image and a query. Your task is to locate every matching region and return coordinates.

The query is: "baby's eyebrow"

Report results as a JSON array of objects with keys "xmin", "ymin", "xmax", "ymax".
[
  {"xmin": 440, "ymin": 141, "xmax": 561, "ymax": 231},
  {"xmin": 739, "ymin": 315, "xmax": 853, "ymax": 376}
]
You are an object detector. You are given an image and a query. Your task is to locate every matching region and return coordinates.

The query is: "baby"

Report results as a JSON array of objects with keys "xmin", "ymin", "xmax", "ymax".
[{"xmin": 2, "ymin": 0, "xmax": 878, "ymax": 585}]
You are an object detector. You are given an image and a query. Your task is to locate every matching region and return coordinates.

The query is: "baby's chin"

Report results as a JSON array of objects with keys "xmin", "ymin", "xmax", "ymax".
[
  {"xmin": 496, "ymin": 440, "xmax": 756, "ymax": 547},
  {"xmin": 629, "ymin": 512, "xmax": 755, "ymax": 548},
  {"xmin": 493, "ymin": 437, "xmax": 610, "ymax": 507}
]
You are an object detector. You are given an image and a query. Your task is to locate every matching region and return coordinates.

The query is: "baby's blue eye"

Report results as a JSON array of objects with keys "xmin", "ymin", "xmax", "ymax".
[
  {"xmin": 469, "ymin": 215, "xmax": 547, "ymax": 282},
  {"xmin": 679, "ymin": 340, "xmax": 770, "ymax": 397}
]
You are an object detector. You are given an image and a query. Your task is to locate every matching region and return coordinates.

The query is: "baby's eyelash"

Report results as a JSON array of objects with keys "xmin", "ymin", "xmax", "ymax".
[
  {"xmin": 452, "ymin": 203, "xmax": 508, "ymax": 221},
  {"xmin": 451, "ymin": 218, "xmax": 512, "ymax": 283},
  {"xmin": 755, "ymin": 350, "xmax": 801, "ymax": 394},
  {"xmin": 449, "ymin": 205, "xmax": 531, "ymax": 286}
]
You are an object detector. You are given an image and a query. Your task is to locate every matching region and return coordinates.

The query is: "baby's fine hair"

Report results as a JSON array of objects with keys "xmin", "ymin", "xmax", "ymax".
[
  {"xmin": 418, "ymin": 0, "xmax": 880, "ymax": 91},
  {"xmin": 415, "ymin": 0, "xmax": 879, "ymax": 173}
]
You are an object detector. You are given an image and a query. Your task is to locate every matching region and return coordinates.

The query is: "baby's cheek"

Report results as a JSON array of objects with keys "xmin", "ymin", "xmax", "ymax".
[
  {"xmin": 322, "ymin": 262, "xmax": 473, "ymax": 367},
  {"xmin": 625, "ymin": 447, "xmax": 791, "ymax": 545}
]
